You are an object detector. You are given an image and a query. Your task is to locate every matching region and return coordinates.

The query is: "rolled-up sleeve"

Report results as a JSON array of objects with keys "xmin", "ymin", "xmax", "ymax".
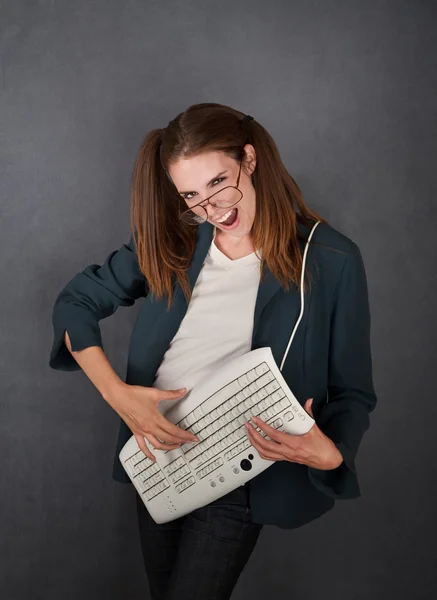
[
  {"xmin": 49, "ymin": 235, "xmax": 148, "ymax": 371},
  {"xmin": 307, "ymin": 242, "xmax": 377, "ymax": 499}
]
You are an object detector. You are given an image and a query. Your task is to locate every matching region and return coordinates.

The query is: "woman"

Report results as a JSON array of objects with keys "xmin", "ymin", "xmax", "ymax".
[{"xmin": 49, "ymin": 103, "xmax": 377, "ymax": 600}]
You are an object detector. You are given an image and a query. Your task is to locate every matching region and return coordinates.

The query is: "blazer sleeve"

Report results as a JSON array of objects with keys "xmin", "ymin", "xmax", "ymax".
[
  {"xmin": 307, "ymin": 242, "xmax": 377, "ymax": 499},
  {"xmin": 49, "ymin": 235, "xmax": 148, "ymax": 372}
]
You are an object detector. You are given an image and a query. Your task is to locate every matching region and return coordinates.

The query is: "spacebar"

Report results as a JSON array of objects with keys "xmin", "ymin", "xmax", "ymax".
[{"xmin": 200, "ymin": 379, "xmax": 243, "ymax": 415}]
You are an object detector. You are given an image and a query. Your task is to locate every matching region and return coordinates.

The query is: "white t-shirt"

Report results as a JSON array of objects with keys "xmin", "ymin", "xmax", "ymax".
[{"xmin": 153, "ymin": 228, "xmax": 262, "ymax": 415}]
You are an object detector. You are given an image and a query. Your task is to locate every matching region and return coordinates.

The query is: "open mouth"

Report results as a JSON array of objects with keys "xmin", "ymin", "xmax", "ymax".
[{"xmin": 215, "ymin": 207, "xmax": 238, "ymax": 228}]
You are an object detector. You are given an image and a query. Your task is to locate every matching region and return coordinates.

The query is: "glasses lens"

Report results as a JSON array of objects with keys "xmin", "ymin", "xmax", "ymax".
[
  {"xmin": 179, "ymin": 206, "xmax": 207, "ymax": 225},
  {"xmin": 212, "ymin": 187, "xmax": 242, "ymax": 208},
  {"xmin": 179, "ymin": 187, "xmax": 242, "ymax": 225}
]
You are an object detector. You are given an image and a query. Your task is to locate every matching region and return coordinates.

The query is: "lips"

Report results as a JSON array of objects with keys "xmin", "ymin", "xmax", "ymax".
[
  {"xmin": 215, "ymin": 208, "xmax": 234, "ymax": 224},
  {"xmin": 215, "ymin": 207, "xmax": 238, "ymax": 226}
]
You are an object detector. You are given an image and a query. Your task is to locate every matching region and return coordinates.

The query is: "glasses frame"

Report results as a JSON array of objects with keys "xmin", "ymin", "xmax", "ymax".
[{"xmin": 178, "ymin": 151, "xmax": 244, "ymax": 225}]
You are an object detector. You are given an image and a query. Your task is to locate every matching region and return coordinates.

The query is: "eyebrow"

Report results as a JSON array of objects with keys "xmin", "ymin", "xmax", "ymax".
[{"xmin": 178, "ymin": 170, "xmax": 228, "ymax": 195}]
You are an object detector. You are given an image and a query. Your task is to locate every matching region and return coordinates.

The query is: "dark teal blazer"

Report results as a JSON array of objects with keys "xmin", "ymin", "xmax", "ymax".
[{"xmin": 49, "ymin": 219, "xmax": 377, "ymax": 529}]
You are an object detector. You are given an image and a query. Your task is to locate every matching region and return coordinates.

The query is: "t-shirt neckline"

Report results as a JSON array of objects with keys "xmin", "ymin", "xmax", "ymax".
[{"xmin": 210, "ymin": 226, "xmax": 262, "ymax": 267}]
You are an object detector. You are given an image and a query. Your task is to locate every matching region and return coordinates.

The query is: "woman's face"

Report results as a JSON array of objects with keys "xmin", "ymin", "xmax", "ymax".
[{"xmin": 168, "ymin": 144, "xmax": 257, "ymax": 240}]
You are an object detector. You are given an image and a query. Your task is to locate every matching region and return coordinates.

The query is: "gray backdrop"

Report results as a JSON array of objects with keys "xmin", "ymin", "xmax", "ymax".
[{"xmin": 1, "ymin": 1, "xmax": 436, "ymax": 598}]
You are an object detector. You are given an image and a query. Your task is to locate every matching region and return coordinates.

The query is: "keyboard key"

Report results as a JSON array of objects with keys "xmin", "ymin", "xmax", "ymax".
[
  {"xmin": 255, "ymin": 362, "xmax": 269, "ymax": 376},
  {"xmin": 237, "ymin": 373, "xmax": 249, "ymax": 387},
  {"xmin": 265, "ymin": 380, "xmax": 280, "ymax": 394},
  {"xmin": 248, "ymin": 382, "xmax": 258, "ymax": 394},
  {"xmin": 258, "ymin": 387, "xmax": 268, "ymax": 400},
  {"xmin": 246, "ymin": 368, "xmax": 259, "ymax": 382},
  {"xmin": 193, "ymin": 406, "xmax": 203, "ymax": 420}
]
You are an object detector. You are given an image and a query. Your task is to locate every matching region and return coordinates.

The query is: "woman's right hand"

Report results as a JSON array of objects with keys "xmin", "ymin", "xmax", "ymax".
[{"xmin": 106, "ymin": 383, "xmax": 199, "ymax": 462}]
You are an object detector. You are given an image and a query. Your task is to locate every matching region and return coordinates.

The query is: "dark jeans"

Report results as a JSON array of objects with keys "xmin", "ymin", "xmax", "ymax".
[{"xmin": 135, "ymin": 484, "xmax": 263, "ymax": 600}]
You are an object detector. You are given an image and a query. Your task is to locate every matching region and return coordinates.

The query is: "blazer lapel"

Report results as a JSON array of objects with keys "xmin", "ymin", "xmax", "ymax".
[{"xmin": 250, "ymin": 266, "xmax": 283, "ymax": 346}]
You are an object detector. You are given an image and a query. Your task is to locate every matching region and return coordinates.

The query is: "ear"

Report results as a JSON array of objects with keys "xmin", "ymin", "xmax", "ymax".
[{"xmin": 243, "ymin": 143, "xmax": 257, "ymax": 175}]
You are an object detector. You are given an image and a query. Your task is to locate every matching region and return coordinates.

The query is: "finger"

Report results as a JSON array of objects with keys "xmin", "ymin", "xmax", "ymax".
[
  {"xmin": 247, "ymin": 429, "xmax": 287, "ymax": 461},
  {"xmin": 151, "ymin": 422, "xmax": 197, "ymax": 445},
  {"xmin": 146, "ymin": 433, "xmax": 181, "ymax": 451},
  {"xmin": 246, "ymin": 420, "xmax": 281, "ymax": 446},
  {"xmin": 146, "ymin": 424, "xmax": 186, "ymax": 445},
  {"xmin": 250, "ymin": 416, "xmax": 286, "ymax": 443},
  {"xmin": 304, "ymin": 398, "xmax": 314, "ymax": 416},
  {"xmin": 157, "ymin": 418, "xmax": 199, "ymax": 443},
  {"xmin": 245, "ymin": 422, "xmax": 284, "ymax": 453},
  {"xmin": 249, "ymin": 437, "xmax": 285, "ymax": 461},
  {"xmin": 256, "ymin": 449, "xmax": 283, "ymax": 462},
  {"xmin": 134, "ymin": 433, "xmax": 156, "ymax": 462}
]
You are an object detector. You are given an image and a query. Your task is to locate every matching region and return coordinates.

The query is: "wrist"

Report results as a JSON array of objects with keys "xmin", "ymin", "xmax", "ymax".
[{"xmin": 101, "ymin": 379, "xmax": 127, "ymax": 406}]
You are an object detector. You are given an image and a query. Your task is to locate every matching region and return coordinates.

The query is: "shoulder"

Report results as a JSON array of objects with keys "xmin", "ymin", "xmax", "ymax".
[
  {"xmin": 298, "ymin": 219, "xmax": 359, "ymax": 257},
  {"xmin": 297, "ymin": 220, "xmax": 367, "ymax": 295},
  {"xmin": 298, "ymin": 220, "xmax": 364, "ymax": 276}
]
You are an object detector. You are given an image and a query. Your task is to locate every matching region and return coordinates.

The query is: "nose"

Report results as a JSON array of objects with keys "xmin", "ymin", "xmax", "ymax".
[{"xmin": 204, "ymin": 202, "xmax": 220, "ymax": 222}]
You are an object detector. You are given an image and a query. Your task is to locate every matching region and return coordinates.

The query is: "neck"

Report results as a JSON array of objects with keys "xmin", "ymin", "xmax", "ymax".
[{"xmin": 213, "ymin": 226, "xmax": 255, "ymax": 260}]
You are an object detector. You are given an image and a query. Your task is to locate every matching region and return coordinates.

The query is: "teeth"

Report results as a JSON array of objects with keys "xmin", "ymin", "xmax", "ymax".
[{"xmin": 216, "ymin": 209, "xmax": 235, "ymax": 224}]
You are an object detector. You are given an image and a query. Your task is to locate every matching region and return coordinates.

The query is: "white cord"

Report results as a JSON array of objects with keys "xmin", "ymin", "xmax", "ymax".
[{"xmin": 279, "ymin": 220, "xmax": 322, "ymax": 372}]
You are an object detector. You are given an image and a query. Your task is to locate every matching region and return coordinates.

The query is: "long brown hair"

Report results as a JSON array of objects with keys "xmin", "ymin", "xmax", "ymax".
[{"xmin": 129, "ymin": 102, "xmax": 328, "ymax": 310}]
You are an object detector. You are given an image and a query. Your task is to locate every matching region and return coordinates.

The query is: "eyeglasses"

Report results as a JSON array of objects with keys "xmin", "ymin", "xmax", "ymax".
[{"xmin": 178, "ymin": 153, "xmax": 244, "ymax": 226}]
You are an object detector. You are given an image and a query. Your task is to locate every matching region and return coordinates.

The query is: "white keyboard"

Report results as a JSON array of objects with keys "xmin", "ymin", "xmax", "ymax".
[{"xmin": 119, "ymin": 347, "xmax": 315, "ymax": 523}]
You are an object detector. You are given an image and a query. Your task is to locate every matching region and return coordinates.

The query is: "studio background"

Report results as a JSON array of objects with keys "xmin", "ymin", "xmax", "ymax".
[{"xmin": 1, "ymin": 1, "xmax": 436, "ymax": 599}]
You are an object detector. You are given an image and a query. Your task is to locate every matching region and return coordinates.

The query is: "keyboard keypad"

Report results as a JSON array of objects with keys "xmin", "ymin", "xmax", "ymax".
[
  {"xmin": 175, "ymin": 475, "xmax": 196, "ymax": 494},
  {"xmin": 224, "ymin": 437, "xmax": 252, "ymax": 460},
  {"xmin": 197, "ymin": 457, "xmax": 224, "ymax": 479},
  {"xmin": 180, "ymin": 387, "xmax": 291, "ymax": 471}
]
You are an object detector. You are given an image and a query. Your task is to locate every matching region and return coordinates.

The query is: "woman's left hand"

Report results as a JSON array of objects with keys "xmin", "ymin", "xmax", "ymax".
[{"xmin": 244, "ymin": 398, "xmax": 344, "ymax": 470}]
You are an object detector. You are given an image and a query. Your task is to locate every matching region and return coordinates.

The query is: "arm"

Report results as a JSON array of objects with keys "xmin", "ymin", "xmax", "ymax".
[
  {"xmin": 307, "ymin": 242, "xmax": 378, "ymax": 499},
  {"xmin": 49, "ymin": 235, "xmax": 148, "ymax": 372},
  {"xmin": 62, "ymin": 331, "xmax": 125, "ymax": 403}
]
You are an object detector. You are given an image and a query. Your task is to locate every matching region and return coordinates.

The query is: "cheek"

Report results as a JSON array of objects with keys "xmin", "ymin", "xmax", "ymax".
[
  {"xmin": 240, "ymin": 187, "xmax": 256, "ymax": 212},
  {"xmin": 244, "ymin": 194, "xmax": 256, "ymax": 218}
]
